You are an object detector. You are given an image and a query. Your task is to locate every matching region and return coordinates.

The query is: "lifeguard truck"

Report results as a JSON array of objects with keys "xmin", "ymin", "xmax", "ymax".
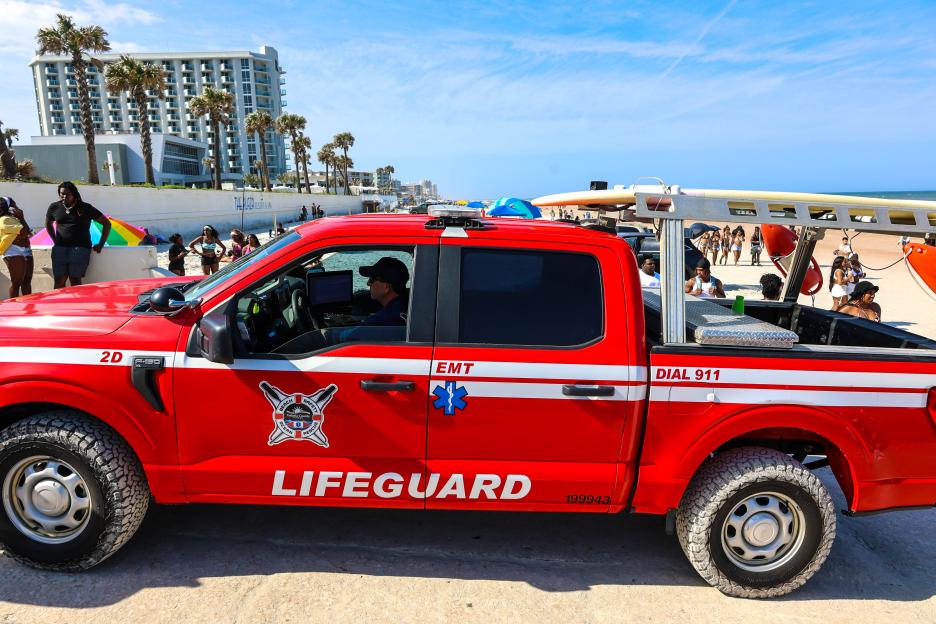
[{"xmin": 0, "ymin": 189, "xmax": 934, "ymax": 598}]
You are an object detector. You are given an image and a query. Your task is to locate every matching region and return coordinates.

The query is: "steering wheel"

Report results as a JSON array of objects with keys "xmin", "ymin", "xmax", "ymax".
[{"xmin": 289, "ymin": 289, "xmax": 315, "ymax": 332}]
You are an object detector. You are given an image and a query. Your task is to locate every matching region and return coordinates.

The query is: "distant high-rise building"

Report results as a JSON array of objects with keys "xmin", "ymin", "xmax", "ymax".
[{"xmin": 30, "ymin": 45, "xmax": 287, "ymax": 183}]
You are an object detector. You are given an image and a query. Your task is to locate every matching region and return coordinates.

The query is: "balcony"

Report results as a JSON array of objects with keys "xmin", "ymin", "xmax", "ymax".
[
  {"xmin": 280, "ymin": 89, "xmax": 287, "ymax": 96},
  {"xmin": 66, "ymin": 79, "xmax": 77, "ymax": 86},
  {"xmin": 45, "ymin": 66, "xmax": 58, "ymax": 74},
  {"xmin": 50, "ymin": 104, "xmax": 64, "ymax": 111},
  {"xmin": 184, "ymin": 89, "xmax": 196, "ymax": 96},
  {"xmin": 182, "ymin": 63, "xmax": 194, "ymax": 71},
  {"xmin": 201, "ymin": 76, "xmax": 214, "ymax": 84},
  {"xmin": 46, "ymin": 78, "xmax": 60, "ymax": 87},
  {"xmin": 279, "ymin": 76, "xmax": 286, "ymax": 85},
  {"xmin": 201, "ymin": 63, "xmax": 213, "ymax": 71},
  {"xmin": 255, "ymin": 77, "xmax": 271, "ymax": 85},
  {"xmin": 69, "ymin": 103, "xmax": 80, "ymax": 111},
  {"xmin": 128, "ymin": 114, "xmax": 140, "ymax": 121},
  {"xmin": 221, "ymin": 74, "xmax": 233, "ymax": 83},
  {"xmin": 109, "ymin": 115, "xmax": 121, "ymax": 122},
  {"xmin": 187, "ymin": 126, "xmax": 199, "ymax": 133},
  {"xmin": 48, "ymin": 91, "xmax": 61, "ymax": 99}
]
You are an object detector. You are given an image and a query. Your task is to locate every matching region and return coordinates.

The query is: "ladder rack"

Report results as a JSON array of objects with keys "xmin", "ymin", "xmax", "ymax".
[{"xmin": 634, "ymin": 189, "xmax": 936, "ymax": 235}]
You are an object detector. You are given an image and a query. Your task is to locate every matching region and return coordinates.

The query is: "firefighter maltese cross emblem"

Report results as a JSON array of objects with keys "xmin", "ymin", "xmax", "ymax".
[{"xmin": 260, "ymin": 381, "xmax": 338, "ymax": 447}]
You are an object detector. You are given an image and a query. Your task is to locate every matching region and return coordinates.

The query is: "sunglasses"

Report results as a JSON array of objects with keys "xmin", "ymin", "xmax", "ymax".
[{"xmin": 367, "ymin": 277, "xmax": 386, "ymax": 285}]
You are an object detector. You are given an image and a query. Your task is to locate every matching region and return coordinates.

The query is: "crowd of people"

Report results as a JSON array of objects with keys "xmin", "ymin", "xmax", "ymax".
[{"xmin": 696, "ymin": 225, "xmax": 764, "ymax": 267}]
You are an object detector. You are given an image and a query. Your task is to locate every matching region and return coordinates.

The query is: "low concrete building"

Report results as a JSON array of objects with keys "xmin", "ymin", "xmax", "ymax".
[{"xmin": 15, "ymin": 133, "xmax": 210, "ymax": 186}]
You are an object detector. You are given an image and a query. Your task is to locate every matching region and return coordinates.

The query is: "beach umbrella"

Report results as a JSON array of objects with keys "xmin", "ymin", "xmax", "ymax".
[
  {"xmin": 487, "ymin": 197, "xmax": 542, "ymax": 219},
  {"xmin": 466, "ymin": 201, "xmax": 484, "ymax": 208},
  {"xmin": 30, "ymin": 215, "xmax": 148, "ymax": 246},
  {"xmin": 455, "ymin": 199, "xmax": 469, "ymax": 205}
]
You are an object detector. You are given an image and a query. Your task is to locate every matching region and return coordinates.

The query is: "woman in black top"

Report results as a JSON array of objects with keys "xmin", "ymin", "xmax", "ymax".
[{"xmin": 167, "ymin": 233, "xmax": 187, "ymax": 276}]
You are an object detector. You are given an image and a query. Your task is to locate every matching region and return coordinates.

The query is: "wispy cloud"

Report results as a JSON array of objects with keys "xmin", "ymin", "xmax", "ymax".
[{"xmin": 658, "ymin": 0, "xmax": 738, "ymax": 81}]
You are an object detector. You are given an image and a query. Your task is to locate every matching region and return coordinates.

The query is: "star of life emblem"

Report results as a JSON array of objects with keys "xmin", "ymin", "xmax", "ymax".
[{"xmin": 260, "ymin": 381, "xmax": 338, "ymax": 447}]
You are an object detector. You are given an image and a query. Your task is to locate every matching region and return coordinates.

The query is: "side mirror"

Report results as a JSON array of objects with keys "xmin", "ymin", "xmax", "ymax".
[
  {"xmin": 197, "ymin": 311, "xmax": 234, "ymax": 364},
  {"xmin": 149, "ymin": 286, "xmax": 194, "ymax": 314}
]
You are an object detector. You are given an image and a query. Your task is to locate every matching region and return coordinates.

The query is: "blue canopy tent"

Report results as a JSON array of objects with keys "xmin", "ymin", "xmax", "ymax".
[
  {"xmin": 466, "ymin": 201, "xmax": 485, "ymax": 209},
  {"xmin": 487, "ymin": 197, "xmax": 542, "ymax": 219}
]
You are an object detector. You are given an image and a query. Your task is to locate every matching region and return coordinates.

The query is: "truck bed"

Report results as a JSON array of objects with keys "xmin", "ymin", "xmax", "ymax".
[{"xmin": 642, "ymin": 288, "xmax": 936, "ymax": 351}]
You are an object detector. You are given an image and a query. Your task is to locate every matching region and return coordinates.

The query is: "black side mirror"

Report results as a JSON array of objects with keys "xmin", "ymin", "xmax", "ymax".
[
  {"xmin": 149, "ymin": 286, "xmax": 189, "ymax": 314},
  {"xmin": 197, "ymin": 310, "xmax": 234, "ymax": 364}
]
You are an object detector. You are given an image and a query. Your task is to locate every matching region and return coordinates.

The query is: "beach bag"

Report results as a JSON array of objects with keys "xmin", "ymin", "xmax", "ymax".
[{"xmin": 0, "ymin": 216, "xmax": 23, "ymax": 255}]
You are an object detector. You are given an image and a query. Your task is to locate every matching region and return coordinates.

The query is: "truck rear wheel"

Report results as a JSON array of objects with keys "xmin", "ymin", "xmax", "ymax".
[
  {"xmin": 676, "ymin": 447, "xmax": 836, "ymax": 598},
  {"xmin": 0, "ymin": 411, "xmax": 149, "ymax": 571}
]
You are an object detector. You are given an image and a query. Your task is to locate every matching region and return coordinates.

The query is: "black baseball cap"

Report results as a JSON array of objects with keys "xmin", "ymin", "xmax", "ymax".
[
  {"xmin": 851, "ymin": 281, "xmax": 879, "ymax": 299},
  {"xmin": 359, "ymin": 257, "xmax": 409, "ymax": 290}
]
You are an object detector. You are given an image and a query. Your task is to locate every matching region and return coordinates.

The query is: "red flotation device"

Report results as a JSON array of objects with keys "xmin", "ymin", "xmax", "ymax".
[
  {"xmin": 904, "ymin": 243, "xmax": 936, "ymax": 295},
  {"xmin": 761, "ymin": 224, "xmax": 824, "ymax": 296}
]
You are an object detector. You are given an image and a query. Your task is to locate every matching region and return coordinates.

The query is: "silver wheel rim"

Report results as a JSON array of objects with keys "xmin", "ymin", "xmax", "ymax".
[
  {"xmin": 721, "ymin": 490, "xmax": 806, "ymax": 572},
  {"xmin": 2, "ymin": 455, "xmax": 92, "ymax": 544}
]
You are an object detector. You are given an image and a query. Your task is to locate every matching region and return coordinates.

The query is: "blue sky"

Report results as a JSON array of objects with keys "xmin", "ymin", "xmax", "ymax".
[{"xmin": 2, "ymin": 0, "xmax": 936, "ymax": 198}]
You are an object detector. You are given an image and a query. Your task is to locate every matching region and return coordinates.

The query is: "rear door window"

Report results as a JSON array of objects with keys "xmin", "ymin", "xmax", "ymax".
[{"xmin": 458, "ymin": 248, "xmax": 603, "ymax": 346}]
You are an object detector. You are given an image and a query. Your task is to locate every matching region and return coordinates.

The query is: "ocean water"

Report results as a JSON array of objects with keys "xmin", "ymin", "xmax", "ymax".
[{"xmin": 836, "ymin": 190, "xmax": 936, "ymax": 201}]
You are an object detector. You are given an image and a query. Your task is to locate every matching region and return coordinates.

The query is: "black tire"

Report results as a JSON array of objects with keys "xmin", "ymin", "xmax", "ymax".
[
  {"xmin": 0, "ymin": 410, "xmax": 149, "ymax": 571},
  {"xmin": 676, "ymin": 447, "xmax": 836, "ymax": 598}
]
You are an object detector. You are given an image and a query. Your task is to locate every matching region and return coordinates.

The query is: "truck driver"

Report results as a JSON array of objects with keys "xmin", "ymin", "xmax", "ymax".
[{"xmin": 359, "ymin": 257, "xmax": 409, "ymax": 326}]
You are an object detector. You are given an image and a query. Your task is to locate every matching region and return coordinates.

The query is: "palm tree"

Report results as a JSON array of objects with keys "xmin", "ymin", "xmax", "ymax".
[
  {"xmin": 332, "ymin": 132, "xmax": 355, "ymax": 195},
  {"xmin": 104, "ymin": 55, "xmax": 165, "ymax": 185},
  {"xmin": 189, "ymin": 86, "xmax": 235, "ymax": 189},
  {"xmin": 375, "ymin": 166, "xmax": 385, "ymax": 193},
  {"xmin": 295, "ymin": 134, "xmax": 313, "ymax": 193},
  {"xmin": 317, "ymin": 143, "xmax": 336, "ymax": 194},
  {"xmin": 36, "ymin": 14, "xmax": 110, "ymax": 184},
  {"xmin": 275, "ymin": 113, "xmax": 307, "ymax": 193},
  {"xmin": 382, "ymin": 164, "xmax": 395, "ymax": 193},
  {"xmin": 335, "ymin": 154, "xmax": 354, "ymax": 193},
  {"xmin": 3, "ymin": 128, "xmax": 18, "ymax": 150},
  {"xmin": 244, "ymin": 110, "xmax": 274, "ymax": 191},
  {"xmin": 0, "ymin": 120, "xmax": 16, "ymax": 179}
]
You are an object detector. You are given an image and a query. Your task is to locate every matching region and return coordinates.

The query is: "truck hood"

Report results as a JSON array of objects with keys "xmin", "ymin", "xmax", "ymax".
[{"xmin": 0, "ymin": 277, "xmax": 194, "ymax": 337}]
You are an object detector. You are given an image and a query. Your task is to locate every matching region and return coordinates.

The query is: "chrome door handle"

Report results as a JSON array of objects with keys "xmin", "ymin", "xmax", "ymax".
[
  {"xmin": 561, "ymin": 385, "xmax": 615, "ymax": 397},
  {"xmin": 360, "ymin": 380, "xmax": 415, "ymax": 392}
]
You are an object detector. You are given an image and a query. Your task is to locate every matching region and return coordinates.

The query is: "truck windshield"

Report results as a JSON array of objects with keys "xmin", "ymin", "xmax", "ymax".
[{"xmin": 184, "ymin": 231, "xmax": 301, "ymax": 301}]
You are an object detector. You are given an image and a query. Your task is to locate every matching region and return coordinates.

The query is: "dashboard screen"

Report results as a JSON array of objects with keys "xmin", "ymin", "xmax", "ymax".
[{"xmin": 307, "ymin": 270, "xmax": 353, "ymax": 306}]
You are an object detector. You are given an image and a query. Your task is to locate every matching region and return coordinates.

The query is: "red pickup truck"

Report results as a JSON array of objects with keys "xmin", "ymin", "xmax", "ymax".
[{"xmin": 0, "ymin": 209, "xmax": 934, "ymax": 599}]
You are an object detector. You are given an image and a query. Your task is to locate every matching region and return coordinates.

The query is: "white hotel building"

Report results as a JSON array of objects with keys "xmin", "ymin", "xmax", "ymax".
[{"xmin": 30, "ymin": 45, "xmax": 288, "ymax": 183}]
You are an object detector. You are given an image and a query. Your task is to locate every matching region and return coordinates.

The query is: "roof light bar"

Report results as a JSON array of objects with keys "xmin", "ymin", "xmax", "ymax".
[{"xmin": 428, "ymin": 206, "xmax": 482, "ymax": 219}]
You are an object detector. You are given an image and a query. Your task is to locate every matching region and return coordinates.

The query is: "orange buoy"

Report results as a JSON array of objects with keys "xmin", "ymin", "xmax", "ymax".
[
  {"xmin": 904, "ymin": 243, "xmax": 936, "ymax": 295},
  {"xmin": 761, "ymin": 224, "xmax": 824, "ymax": 296}
]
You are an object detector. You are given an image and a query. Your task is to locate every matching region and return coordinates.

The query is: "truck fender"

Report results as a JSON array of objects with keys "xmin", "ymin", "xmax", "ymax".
[
  {"xmin": 0, "ymin": 380, "xmax": 157, "ymax": 461},
  {"xmin": 675, "ymin": 404, "xmax": 868, "ymax": 502}
]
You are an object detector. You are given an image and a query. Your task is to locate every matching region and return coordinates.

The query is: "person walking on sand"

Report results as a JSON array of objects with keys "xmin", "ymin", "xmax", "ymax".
[
  {"xmin": 188, "ymin": 225, "xmax": 226, "ymax": 275},
  {"xmin": 46, "ymin": 181, "xmax": 111, "ymax": 289},
  {"xmin": 709, "ymin": 231, "xmax": 721, "ymax": 266},
  {"xmin": 731, "ymin": 229, "xmax": 744, "ymax": 265},
  {"xmin": 719, "ymin": 226, "xmax": 731, "ymax": 265},
  {"xmin": 750, "ymin": 226, "xmax": 763, "ymax": 266}
]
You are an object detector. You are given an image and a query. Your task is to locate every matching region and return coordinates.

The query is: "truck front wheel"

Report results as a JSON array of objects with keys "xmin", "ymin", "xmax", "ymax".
[
  {"xmin": 676, "ymin": 447, "xmax": 836, "ymax": 598},
  {"xmin": 0, "ymin": 411, "xmax": 149, "ymax": 570}
]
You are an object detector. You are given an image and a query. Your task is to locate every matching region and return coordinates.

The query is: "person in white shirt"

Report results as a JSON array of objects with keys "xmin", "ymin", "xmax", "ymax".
[
  {"xmin": 638, "ymin": 254, "xmax": 661, "ymax": 287},
  {"xmin": 685, "ymin": 258, "xmax": 726, "ymax": 298}
]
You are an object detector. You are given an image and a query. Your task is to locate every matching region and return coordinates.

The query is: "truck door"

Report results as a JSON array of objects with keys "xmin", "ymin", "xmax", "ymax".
[
  {"xmin": 173, "ymin": 239, "xmax": 438, "ymax": 508},
  {"xmin": 426, "ymin": 240, "xmax": 641, "ymax": 511}
]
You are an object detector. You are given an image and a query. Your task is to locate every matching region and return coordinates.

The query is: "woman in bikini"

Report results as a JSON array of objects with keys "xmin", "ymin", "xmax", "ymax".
[
  {"xmin": 709, "ymin": 231, "xmax": 720, "ymax": 265},
  {"xmin": 188, "ymin": 225, "xmax": 226, "ymax": 275},
  {"xmin": 719, "ymin": 225, "xmax": 731, "ymax": 265},
  {"xmin": 836, "ymin": 281, "xmax": 881, "ymax": 322}
]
